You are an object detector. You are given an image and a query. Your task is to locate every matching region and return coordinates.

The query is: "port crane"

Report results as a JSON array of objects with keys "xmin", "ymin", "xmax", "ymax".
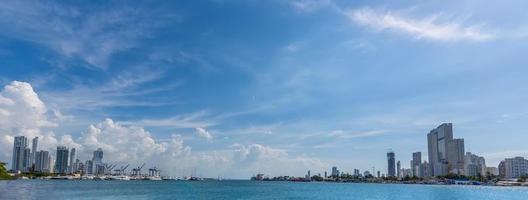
[
  {"xmin": 132, "ymin": 163, "xmax": 146, "ymax": 177},
  {"xmin": 114, "ymin": 164, "xmax": 130, "ymax": 175}
]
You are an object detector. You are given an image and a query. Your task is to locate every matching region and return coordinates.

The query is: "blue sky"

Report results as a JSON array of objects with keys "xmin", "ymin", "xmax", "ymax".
[{"xmin": 1, "ymin": 0, "xmax": 528, "ymax": 178}]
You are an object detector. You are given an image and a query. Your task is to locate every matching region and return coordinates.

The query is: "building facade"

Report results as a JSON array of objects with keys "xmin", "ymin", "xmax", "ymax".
[
  {"xmin": 464, "ymin": 152, "xmax": 486, "ymax": 177},
  {"xmin": 30, "ymin": 137, "xmax": 38, "ymax": 169},
  {"xmin": 447, "ymin": 138, "xmax": 465, "ymax": 174},
  {"xmin": 387, "ymin": 151, "xmax": 396, "ymax": 177},
  {"xmin": 499, "ymin": 157, "xmax": 528, "ymax": 179},
  {"xmin": 35, "ymin": 150, "xmax": 50, "ymax": 173},
  {"xmin": 411, "ymin": 152, "xmax": 422, "ymax": 177},
  {"xmin": 69, "ymin": 148, "xmax": 76, "ymax": 173},
  {"xmin": 54, "ymin": 146, "xmax": 69, "ymax": 174},
  {"xmin": 427, "ymin": 123, "xmax": 465, "ymax": 176},
  {"xmin": 11, "ymin": 136, "xmax": 30, "ymax": 172}
]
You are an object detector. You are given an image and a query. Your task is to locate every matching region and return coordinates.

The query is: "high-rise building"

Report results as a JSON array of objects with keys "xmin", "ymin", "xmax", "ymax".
[
  {"xmin": 92, "ymin": 148, "xmax": 105, "ymax": 175},
  {"xmin": 427, "ymin": 123, "xmax": 453, "ymax": 176},
  {"xmin": 387, "ymin": 151, "xmax": 396, "ymax": 177},
  {"xmin": 411, "ymin": 152, "xmax": 422, "ymax": 177},
  {"xmin": 93, "ymin": 148, "xmax": 103, "ymax": 163},
  {"xmin": 54, "ymin": 146, "xmax": 69, "ymax": 174},
  {"xmin": 75, "ymin": 159, "xmax": 84, "ymax": 174},
  {"xmin": 35, "ymin": 150, "xmax": 50, "ymax": 173},
  {"xmin": 31, "ymin": 137, "xmax": 38, "ymax": 169},
  {"xmin": 447, "ymin": 138, "xmax": 465, "ymax": 174},
  {"xmin": 498, "ymin": 157, "xmax": 528, "ymax": 179},
  {"xmin": 331, "ymin": 166, "xmax": 339, "ymax": 177},
  {"xmin": 11, "ymin": 136, "xmax": 30, "ymax": 172},
  {"xmin": 69, "ymin": 148, "xmax": 76, "ymax": 173},
  {"xmin": 427, "ymin": 123, "xmax": 465, "ymax": 176},
  {"xmin": 85, "ymin": 160, "xmax": 94, "ymax": 175},
  {"xmin": 397, "ymin": 160, "xmax": 401, "ymax": 177},
  {"xmin": 464, "ymin": 152, "xmax": 486, "ymax": 177}
]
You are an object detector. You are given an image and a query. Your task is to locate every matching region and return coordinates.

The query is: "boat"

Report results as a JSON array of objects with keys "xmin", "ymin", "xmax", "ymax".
[
  {"xmin": 107, "ymin": 175, "xmax": 130, "ymax": 180},
  {"xmin": 144, "ymin": 176, "xmax": 162, "ymax": 181}
]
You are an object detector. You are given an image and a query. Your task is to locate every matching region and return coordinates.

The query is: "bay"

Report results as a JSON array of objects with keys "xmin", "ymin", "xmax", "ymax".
[{"xmin": 1, "ymin": 180, "xmax": 527, "ymax": 200}]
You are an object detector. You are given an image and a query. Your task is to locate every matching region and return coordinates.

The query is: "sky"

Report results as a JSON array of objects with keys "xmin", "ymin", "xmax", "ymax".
[{"xmin": 1, "ymin": 0, "xmax": 528, "ymax": 179}]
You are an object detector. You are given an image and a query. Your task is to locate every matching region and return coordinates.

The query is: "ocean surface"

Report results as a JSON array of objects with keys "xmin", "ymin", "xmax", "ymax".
[{"xmin": 1, "ymin": 180, "xmax": 528, "ymax": 200}]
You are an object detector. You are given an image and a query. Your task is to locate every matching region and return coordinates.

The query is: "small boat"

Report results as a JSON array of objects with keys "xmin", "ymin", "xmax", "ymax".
[{"xmin": 145, "ymin": 176, "xmax": 162, "ymax": 181}]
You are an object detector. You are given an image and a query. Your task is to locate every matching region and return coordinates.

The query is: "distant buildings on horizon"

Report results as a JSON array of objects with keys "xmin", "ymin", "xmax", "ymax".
[
  {"xmin": 9, "ymin": 135, "xmax": 110, "ymax": 175},
  {"xmin": 7, "ymin": 122, "xmax": 528, "ymax": 179},
  {"xmin": 389, "ymin": 123, "xmax": 527, "ymax": 179}
]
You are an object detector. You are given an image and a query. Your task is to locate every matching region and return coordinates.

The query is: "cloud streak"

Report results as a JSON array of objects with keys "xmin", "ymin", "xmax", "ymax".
[
  {"xmin": 347, "ymin": 7, "xmax": 494, "ymax": 42},
  {"xmin": 0, "ymin": 0, "xmax": 173, "ymax": 69}
]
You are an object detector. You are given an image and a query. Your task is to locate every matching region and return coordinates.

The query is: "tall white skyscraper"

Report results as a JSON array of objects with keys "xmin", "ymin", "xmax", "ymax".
[
  {"xmin": 69, "ymin": 148, "xmax": 76, "ymax": 173},
  {"xmin": 31, "ymin": 137, "xmax": 38, "ymax": 169},
  {"xmin": 11, "ymin": 136, "xmax": 30, "ymax": 172}
]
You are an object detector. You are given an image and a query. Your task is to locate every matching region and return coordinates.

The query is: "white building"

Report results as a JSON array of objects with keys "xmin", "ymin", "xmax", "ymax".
[
  {"xmin": 499, "ymin": 157, "xmax": 528, "ymax": 179},
  {"xmin": 35, "ymin": 150, "xmax": 51, "ymax": 173},
  {"xmin": 11, "ymin": 136, "xmax": 30, "ymax": 172},
  {"xmin": 485, "ymin": 167, "xmax": 499, "ymax": 176},
  {"xmin": 464, "ymin": 152, "xmax": 486, "ymax": 177}
]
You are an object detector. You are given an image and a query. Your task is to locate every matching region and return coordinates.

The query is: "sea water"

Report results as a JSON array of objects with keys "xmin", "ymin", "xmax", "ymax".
[{"xmin": 1, "ymin": 180, "xmax": 527, "ymax": 200}]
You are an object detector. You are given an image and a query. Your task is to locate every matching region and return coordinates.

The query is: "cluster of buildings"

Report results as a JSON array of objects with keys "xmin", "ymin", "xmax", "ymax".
[
  {"xmin": 387, "ymin": 123, "xmax": 528, "ymax": 180},
  {"xmin": 11, "ymin": 136, "xmax": 108, "ymax": 175}
]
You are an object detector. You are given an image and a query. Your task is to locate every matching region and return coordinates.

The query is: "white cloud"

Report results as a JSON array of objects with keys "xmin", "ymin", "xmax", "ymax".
[
  {"xmin": 230, "ymin": 143, "xmax": 327, "ymax": 177},
  {"xmin": 125, "ymin": 111, "xmax": 216, "ymax": 129},
  {"xmin": 0, "ymin": 1, "xmax": 171, "ymax": 69},
  {"xmin": 0, "ymin": 81, "xmax": 63, "ymax": 161},
  {"xmin": 0, "ymin": 81, "xmax": 326, "ymax": 178},
  {"xmin": 40, "ymin": 68, "xmax": 179, "ymax": 111},
  {"xmin": 195, "ymin": 127, "xmax": 213, "ymax": 140},
  {"xmin": 347, "ymin": 7, "xmax": 494, "ymax": 42}
]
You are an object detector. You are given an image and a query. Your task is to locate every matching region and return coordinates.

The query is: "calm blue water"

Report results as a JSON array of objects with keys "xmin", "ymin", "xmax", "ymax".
[{"xmin": 1, "ymin": 180, "xmax": 527, "ymax": 200}]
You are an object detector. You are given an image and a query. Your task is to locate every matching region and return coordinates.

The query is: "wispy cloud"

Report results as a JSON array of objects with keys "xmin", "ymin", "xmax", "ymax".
[
  {"xmin": 195, "ymin": 127, "xmax": 214, "ymax": 140},
  {"xmin": 0, "ymin": 1, "xmax": 174, "ymax": 69},
  {"xmin": 125, "ymin": 111, "xmax": 217, "ymax": 129},
  {"xmin": 40, "ymin": 67, "xmax": 179, "ymax": 111},
  {"xmin": 289, "ymin": 0, "xmax": 335, "ymax": 13},
  {"xmin": 346, "ymin": 7, "xmax": 494, "ymax": 42}
]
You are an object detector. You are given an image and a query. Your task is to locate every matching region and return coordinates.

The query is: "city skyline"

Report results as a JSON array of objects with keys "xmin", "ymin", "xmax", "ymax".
[{"xmin": 1, "ymin": 0, "xmax": 528, "ymax": 178}]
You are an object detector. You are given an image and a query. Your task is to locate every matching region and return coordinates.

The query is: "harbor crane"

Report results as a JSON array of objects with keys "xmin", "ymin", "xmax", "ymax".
[{"xmin": 132, "ymin": 163, "xmax": 146, "ymax": 177}]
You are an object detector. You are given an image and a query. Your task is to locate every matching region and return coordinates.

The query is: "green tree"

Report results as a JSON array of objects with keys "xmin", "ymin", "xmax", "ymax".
[{"xmin": 0, "ymin": 162, "xmax": 14, "ymax": 180}]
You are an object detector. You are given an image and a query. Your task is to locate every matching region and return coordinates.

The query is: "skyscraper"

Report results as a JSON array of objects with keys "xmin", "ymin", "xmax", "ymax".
[
  {"xmin": 93, "ymin": 148, "xmax": 103, "ymax": 163},
  {"xmin": 11, "ymin": 136, "xmax": 30, "ymax": 172},
  {"xmin": 331, "ymin": 166, "xmax": 339, "ymax": 177},
  {"xmin": 54, "ymin": 146, "xmax": 69, "ymax": 174},
  {"xmin": 411, "ymin": 152, "xmax": 422, "ymax": 177},
  {"xmin": 396, "ymin": 161, "xmax": 401, "ymax": 177},
  {"xmin": 427, "ymin": 123, "xmax": 453, "ymax": 176},
  {"xmin": 92, "ymin": 148, "xmax": 105, "ymax": 175},
  {"xmin": 447, "ymin": 138, "xmax": 465, "ymax": 174},
  {"xmin": 31, "ymin": 137, "xmax": 38, "ymax": 169},
  {"xmin": 69, "ymin": 148, "xmax": 76, "ymax": 173},
  {"xmin": 387, "ymin": 151, "xmax": 396, "ymax": 177},
  {"xmin": 35, "ymin": 150, "xmax": 50, "ymax": 173}
]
